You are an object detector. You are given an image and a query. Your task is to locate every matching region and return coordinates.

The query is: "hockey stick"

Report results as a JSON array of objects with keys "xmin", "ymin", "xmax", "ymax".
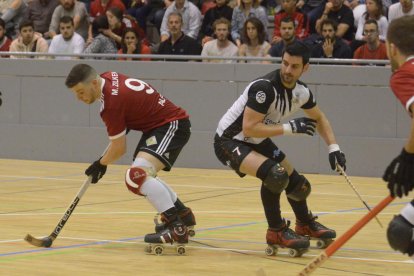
[
  {"xmin": 297, "ymin": 195, "xmax": 394, "ymax": 276},
  {"xmin": 337, "ymin": 165, "xmax": 383, "ymax": 228}
]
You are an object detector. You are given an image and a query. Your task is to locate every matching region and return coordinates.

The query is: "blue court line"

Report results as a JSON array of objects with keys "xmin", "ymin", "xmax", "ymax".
[{"xmin": 0, "ymin": 201, "xmax": 410, "ymax": 258}]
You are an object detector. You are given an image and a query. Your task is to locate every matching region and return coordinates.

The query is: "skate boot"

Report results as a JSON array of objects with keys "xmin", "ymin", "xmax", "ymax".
[
  {"xmin": 265, "ymin": 219, "xmax": 310, "ymax": 257},
  {"xmin": 295, "ymin": 212, "xmax": 336, "ymax": 249},
  {"xmin": 154, "ymin": 207, "xmax": 196, "ymax": 236},
  {"xmin": 145, "ymin": 220, "xmax": 188, "ymax": 256}
]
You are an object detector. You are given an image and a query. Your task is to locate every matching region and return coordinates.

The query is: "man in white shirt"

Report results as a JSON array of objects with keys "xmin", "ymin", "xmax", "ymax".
[
  {"xmin": 388, "ymin": 0, "xmax": 414, "ymax": 22},
  {"xmin": 201, "ymin": 18, "xmax": 238, "ymax": 64},
  {"xmin": 48, "ymin": 16, "xmax": 84, "ymax": 59}
]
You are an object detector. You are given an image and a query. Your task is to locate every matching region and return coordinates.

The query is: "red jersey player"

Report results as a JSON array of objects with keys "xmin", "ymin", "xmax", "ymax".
[
  {"xmin": 383, "ymin": 15, "xmax": 414, "ymax": 260},
  {"xmin": 65, "ymin": 64, "xmax": 196, "ymax": 249}
]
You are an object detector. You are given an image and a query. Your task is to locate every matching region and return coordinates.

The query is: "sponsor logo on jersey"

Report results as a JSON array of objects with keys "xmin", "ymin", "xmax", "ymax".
[
  {"xmin": 264, "ymin": 118, "xmax": 277, "ymax": 125},
  {"xmin": 256, "ymin": 91, "xmax": 266, "ymax": 103},
  {"xmin": 146, "ymin": 136, "xmax": 157, "ymax": 146}
]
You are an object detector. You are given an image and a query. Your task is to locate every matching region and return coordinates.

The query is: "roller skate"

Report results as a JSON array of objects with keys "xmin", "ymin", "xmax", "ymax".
[
  {"xmin": 295, "ymin": 212, "xmax": 336, "ymax": 249},
  {"xmin": 265, "ymin": 219, "xmax": 310, "ymax": 257},
  {"xmin": 154, "ymin": 207, "xmax": 196, "ymax": 237},
  {"xmin": 144, "ymin": 220, "xmax": 188, "ymax": 256}
]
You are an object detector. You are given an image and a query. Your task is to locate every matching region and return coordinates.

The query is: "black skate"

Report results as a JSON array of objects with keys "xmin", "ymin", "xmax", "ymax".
[
  {"xmin": 154, "ymin": 207, "xmax": 196, "ymax": 237},
  {"xmin": 145, "ymin": 220, "xmax": 188, "ymax": 256},
  {"xmin": 265, "ymin": 219, "xmax": 310, "ymax": 257},
  {"xmin": 295, "ymin": 212, "xmax": 336, "ymax": 249}
]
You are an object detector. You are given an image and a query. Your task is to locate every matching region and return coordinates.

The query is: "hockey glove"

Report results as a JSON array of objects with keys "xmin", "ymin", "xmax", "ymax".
[
  {"xmin": 85, "ymin": 159, "xmax": 107, "ymax": 184},
  {"xmin": 383, "ymin": 149, "xmax": 414, "ymax": 198},
  {"xmin": 283, "ymin": 117, "xmax": 317, "ymax": 136},
  {"xmin": 328, "ymin": 144, "xmax": 346, "ymax": 171}
]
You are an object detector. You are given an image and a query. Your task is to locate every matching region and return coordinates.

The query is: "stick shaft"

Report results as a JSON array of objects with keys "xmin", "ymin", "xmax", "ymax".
[{"xmin": 298, "ymin": 195, "xmax": 394, "ymax": 276}]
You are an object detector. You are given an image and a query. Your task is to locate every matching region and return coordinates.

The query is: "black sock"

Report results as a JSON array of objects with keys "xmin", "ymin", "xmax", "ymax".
[
  {"xmin": 163, "ymin": 206, "xmax": 178, "ymax": 221},
  {"xmin": 260, "ymin": 183, "xmax": 283, "ymax": 228},
  {"xmin": 174, "ymin": 198, "xmax": 186, "ymax": 211},
  {"xmin": 287, "ymin": 197, "xmax": 310, "ymax": 222}
]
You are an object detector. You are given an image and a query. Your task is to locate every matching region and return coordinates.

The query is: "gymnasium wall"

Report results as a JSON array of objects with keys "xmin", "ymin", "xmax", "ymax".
[{"xmin": 0, "ymin": 59, "xmax": 408, "ymax": 177}]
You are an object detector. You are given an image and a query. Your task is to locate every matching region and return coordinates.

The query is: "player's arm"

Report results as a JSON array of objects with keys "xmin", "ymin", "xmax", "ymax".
[
  {"xmin": 405, "ymin": 111, "xmax": 414, "ymax": 153},
  {"xmin": 243, "ymin": 107, "xmax": 284, "ymax": 137},
  {"xmin": 100, "ymin": 134, "xmax": 127, "ymax": 165}
]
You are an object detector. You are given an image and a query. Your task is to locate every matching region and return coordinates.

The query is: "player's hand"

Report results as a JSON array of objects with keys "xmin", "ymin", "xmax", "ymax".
[
  {"xmin": 383, "ymin": 149, "xmax": 414, "ymax": 198},
  {"xmin": 85, "ymin": 159, "xmax": 107, "ymax": 184},
  {"xmin": 328, "ymin": 144, "xmax": 346, "ymax": 171},
  {"xmin": 283, "ymin": 117, "xmax": 317, "ymax": 136}
]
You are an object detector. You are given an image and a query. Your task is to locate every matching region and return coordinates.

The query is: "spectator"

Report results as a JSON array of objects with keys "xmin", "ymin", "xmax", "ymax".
[
  {"xmin": 49, "ymin": 0, "xmax": 89, "ymax": 41},
  {"xmin": 310, "ymin": 18, "xmax": 352, "ymax": 58},
  {"xmin": 202, "ymin": 17, "xmax": 238, "ymax": 63},
  {"xmin": 296, "ymin": 0, "xmax": 325, "ymax": 34},
  {"xmin": 89, "ymin": 0, "xmax": 126, "ymax": 17},
  {"xmin": 200, "ymin": 0, "xmax": 233, "ymax": 45},
  {"xmin": 48, "ymin": 16, "xmax": 85, "ymax": 59},
  {"xmin": 355, "ymin": 0, "xmax": 387, "ymax": 40},
  {"xmin": 239, "ymin": 17, "xmax": 271, "ymax": 63},
  {"xmin": 83, "ymin": 15, "xmax": 117, "ymax": 59},
  {"xmin": 118, "ymin": 27, "xmax": 151, "ymax": 61},
  {"xmin": 231, "ymin": 0, "xmax": 268, "ymax": 47},
  {"xmin": 24, "ymin": 0, "xmax": 59, "ymax": 39},
  {"xmin": 160, "ymin": 0, "xmax": 202, "ymax": 42},
  {"xmin": 0, "ymin": 0, "xmax": 27, "ymax": 38},
  {"xmin": 9, "ymin": 19, "xmax": 49, "ymax": 58},
  {"xmin": 272, "ymin": 0, "xmax": 309, "ymax": 44},
  {"xmin": 388, "ymin": 0, "xmax": 414, "ymax": 22},
  {"xmin": 157, "ymin": 12, "xmax": 202, "ymax": 61},
  {"xmin": 0, "ymin": 18, "xmax": 12, "ymax": 53},
  {"xmin": 268, "ymin": 16, "xmax": 297, "ymax": 57},
  {"xmin": 315, "ymin": 0, "xmax": 355, "ymax": 41},
  {"xmin": 353, "ymin": 19, "xmax": 387, "ymax": 63}
]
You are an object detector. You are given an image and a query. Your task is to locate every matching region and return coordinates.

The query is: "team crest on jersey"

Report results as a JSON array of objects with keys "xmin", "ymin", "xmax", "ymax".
[
  {"xmin": 256, "ymin": 91, "xmax": 266, "ymax": 103},
  {"xmin": 146, "ymin": 136, "xmax": 157, "ymax": 146}
]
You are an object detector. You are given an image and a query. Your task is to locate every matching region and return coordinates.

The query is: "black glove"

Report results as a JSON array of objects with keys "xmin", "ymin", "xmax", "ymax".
[
  {"xmin": 328, "ymin": 144, "xmax": 346, "ymax": 171},
  {"xmin": 85, "ymin": 159, "xmax": 107, "ymax": 184},
  {"xmin": 383, "ymin": 149, "xmax": 414, "ymax": 198},
  {"xmin": 284, "ymin": 117, "xmax": 317, "ymax": 136}
]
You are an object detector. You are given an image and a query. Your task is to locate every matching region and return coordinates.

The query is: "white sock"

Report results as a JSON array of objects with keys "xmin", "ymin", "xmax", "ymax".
[
  {"xmin": 155, "ymin": 177, "xmax": 178, "ymax": 203},
  {"xmin": 139, "ymin": 177, "xmax": 174, "ymax": 213},
  {"xmin": 400, "ymin": 203, "xmax": 414, "ymax": 226}
]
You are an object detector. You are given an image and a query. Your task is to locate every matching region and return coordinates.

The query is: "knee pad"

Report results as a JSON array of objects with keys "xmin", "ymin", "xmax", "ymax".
[
  {"xmin": 387, "ymin": 215, "xmax": 414, "ymax": 256},
  {"xmin": 125, "ymin": 167, "xmax": 148, "ymax": 196},
  {"xmin": 263, "ymin": 163, "xmax": 289, "ymax": 194},
  {"xmin": 286, "ymin": 172, "xmax": 311, "ymax": 201}
]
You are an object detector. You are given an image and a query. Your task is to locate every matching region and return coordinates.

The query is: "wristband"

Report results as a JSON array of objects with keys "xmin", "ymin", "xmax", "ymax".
[
  {"xmin": 283, "ymin": 123, "xmax": 293, "ymax": 135},
  {"xmin": 328, "ymin": 144, "xmax": 340, "ymax": 153}
]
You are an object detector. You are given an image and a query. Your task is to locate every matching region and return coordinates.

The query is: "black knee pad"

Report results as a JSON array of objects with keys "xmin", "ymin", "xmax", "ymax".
[
  {"xmin": 263, "ymin": 163, "xmax": 289, "ymax": 194},
  {"xmin": 286, "ymin": 172, "xmax": 311, "ymax": 201},
  {"xmin": 387, "ymin": 215, "xmax": 414, "ymax": 256}
]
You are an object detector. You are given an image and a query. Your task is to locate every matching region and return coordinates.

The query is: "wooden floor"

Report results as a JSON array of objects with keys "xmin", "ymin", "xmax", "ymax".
[{"xmin": 0, "ymin": 159, "xmax": 412, "ymax": 276}]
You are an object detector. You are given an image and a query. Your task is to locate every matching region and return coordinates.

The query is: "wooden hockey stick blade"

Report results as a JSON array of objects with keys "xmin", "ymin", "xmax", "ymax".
[
  {"xmin": 297, "ymin": 195, "xmax": 394, "ymax": 276},
  {"xmin": 24, "ymin": 234, "xmax": 54, "ymax": 248}
]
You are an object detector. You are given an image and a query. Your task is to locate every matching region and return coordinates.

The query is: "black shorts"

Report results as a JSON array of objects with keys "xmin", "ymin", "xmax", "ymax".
[
  {"xmin": 214, "ymin": 134, "xmax": 286, "ymax": 177},
  {"xmin": 134, "ymin": 119, "xmax": 191, "ymax": 171}
]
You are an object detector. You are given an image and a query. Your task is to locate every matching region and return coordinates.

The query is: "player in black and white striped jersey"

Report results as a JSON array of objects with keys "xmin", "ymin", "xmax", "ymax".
[{"xmin": 214, "ymin": 41, "xmax": 346, "ymax": 251}]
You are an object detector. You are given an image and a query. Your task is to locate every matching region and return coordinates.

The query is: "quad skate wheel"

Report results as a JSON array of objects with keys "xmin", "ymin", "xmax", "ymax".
[
  {"xmin": 144, "ymin": 244, "xmax": 152, "ymax": 253},
  {"xmin": 153, "ymin": 245, "xmax": 164, "ymax": 256},
  {"xmin": 176, "ymin": 245, "xmax": 186, "ymax": 255},
  {"xmin": 265, "ymin": 245, "xmax": 278, "ymax": 256},
  {"xmin": 288, "ymin": 249, "xmax": 305, "ymax": 257},
  {"xmin": 316, "ymin": 240, "xmax": 326, "ymax": 249},
  {"xmin": 188, "ymin": 229, "xmax": 196, "ymax": 237}
]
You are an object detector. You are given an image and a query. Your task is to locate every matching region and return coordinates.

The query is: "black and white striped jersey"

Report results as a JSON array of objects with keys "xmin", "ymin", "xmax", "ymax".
[{"xmin": 216, "ymin": 69, "xmax": 317, "ymax": 144}]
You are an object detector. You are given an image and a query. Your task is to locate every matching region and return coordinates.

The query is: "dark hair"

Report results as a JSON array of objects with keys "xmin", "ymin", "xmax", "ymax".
[
  {"xmin": 19, "ymin": 20, "xmax": 34, "ymax": 31},
  {"xmin": 108, "ymin": 7, "xmax": 123, "ymax": 22},
  {"xmin": 387, "ymin": 15, "xmax": 414, "ymax": 56},
  {"xmin": 283, "ymin": 40, "xmax": 311, "ymax": 65},
  {"xmin": 121, "ymin": 27, "xmax": 141, "ymax": 55},
  {"xmin": 0, "ymin": 18, "xmax": 5, "ymax": 29},
  {"xmin": 59, "ymin": 16, "xmax": 74, "ymax": 25},
  {"xmin": 320, "ymin": 18, "xmax": 338, "ymax": 32},
  {"xmin": 364, "ymin": 0, "xmax": 383, "ymax": 20},
  {"xmin": 213, "ymin": 17, "xmax": 231, "ymax": 31},
  {"xmin": 281, "ymin": 16, "xmax": 296, "ymax": 28},
  {"xmin": 65, "ymin": 64, "xmax": 97, "ymax": 88},
  {"xmin": 92, "ymin": 15, "xmax": 109, "ymax": 37},
  {"xmin": 242, "ymin": 17, "xmax": 266, "ymax": 45},
  {"xmin": 364, "ymin": 18, "xmax": 378, "ymax": 29}
]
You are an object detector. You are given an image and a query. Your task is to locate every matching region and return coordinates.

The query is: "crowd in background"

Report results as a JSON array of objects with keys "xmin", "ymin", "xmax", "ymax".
[{"xmin": 0, "ymin": 0, "xmax": 413, "ymax": 63}]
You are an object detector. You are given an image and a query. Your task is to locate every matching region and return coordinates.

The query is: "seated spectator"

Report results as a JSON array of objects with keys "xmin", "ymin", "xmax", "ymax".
[
  {"xmin": 160, "ymin": 0, "xmax": 202, "ymax": 42},
  {"xmin": 296, "ymin": 0, "xmax": 325, "ymax": 34},
  {"xmin": 272, "ymin": 0, "xmax": 309, "ymax": 44},
  {"xmin": 353, "ymin": 19, "xmax": 387, "ymax": 63},
  {"xmin": 24, "ymin": 0, "xmax": 59, "ymax": 39},
  {"xmin": 268, "ymin": 16, "xmax": 297, "ymax": 57},
  {"xmin": 238, "ymin": 17, "xmax": 270, "ymax": 63},
  {"xmin": 231, "ymin": 0, "xmax": 267, "ymax": 47},
  {"xmin": 9, "ymin": 20, "xmax": 49, "ymax": 58},
  {"xmin": 202, "ymin": 17, "xmax": 238, "ymax": 63},
  {"xmin": 89, "ymin": 0, "xmax": 126, "ymax": 17},
  {"xmin": 200, "ymin": 0, "xmax": 233, "ymax": 45},
  {"xmin": 104, "ymin": 7, "xmax": 146, "ymax": 49},
  {"xmin": 83, "ymin": 15, "xmax": 117, "ymax": 59},
  {"xmin": 49, "ymin": 0, "xmax": 89, "ymax": 41},
  {"xmin": 0, "ymin": 18, "xmax": 12, "ymax": 53},
  {"xmin": 157, "ymin": 12, "xmax": 202, "ymax": 61},
  {"xmin": 355, "ymin": 0, "xmax": 387, "ymax": 41},
  {"xmin": 309, "ymin": 18, "xmax": 352, "ymax": 58},
  {"xmin": 315, "ymin": 0, "xmax": 355, "ymax": 42},
  {"xmin": 118, "ymin": 27, "xmax": 151, "ymax": 61},
  {"xmin": 0, "ymin": 0, "xmax": 27, "ymax": 38},
  {"xmin": 48, "ymin": 16, "xmax": 85, "ymax": 59},
  {"xmin": 388, "ymin": 0, "xmax": 414, "ymax": 22}
]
